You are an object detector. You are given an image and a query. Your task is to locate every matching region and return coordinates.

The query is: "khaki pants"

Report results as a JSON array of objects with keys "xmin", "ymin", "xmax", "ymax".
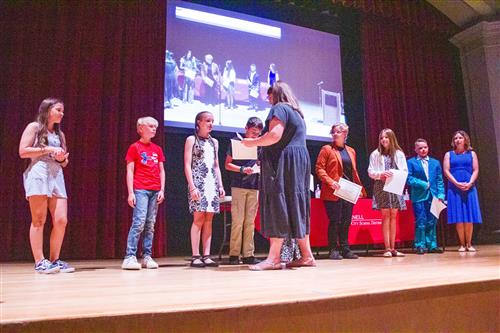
[{"xmin": 229, "ymin": 187, "xmax": 259, "ymax": 257}]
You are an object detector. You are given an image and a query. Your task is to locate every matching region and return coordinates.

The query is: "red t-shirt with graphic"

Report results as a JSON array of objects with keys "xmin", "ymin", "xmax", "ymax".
[{"xmin": 125, "ymin": 141, "xmax": 165, "ymax": 191}]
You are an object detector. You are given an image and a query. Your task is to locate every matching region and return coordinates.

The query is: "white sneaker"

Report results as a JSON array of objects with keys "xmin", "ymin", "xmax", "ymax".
[
  {"xmin": 142, "ymin": 256, "xmax": 159, "ymax": 269},
  {"xmin": 392, "ymin": 250, "xmax": 405, "ymax": 257},
  {"xmin": 458, "ymin": 246, "xmax": 466, "ymax": 252},
  {"xmin": 383, "ymin": 251, "xmax": 393, "ymax": 257},
  {"xmin": 466, "ymin": 246, "xmax": 476, "ymax": 252},
  {"xmin": 122, "ymin": 256, "xmax": 141, "ymax": 270}
]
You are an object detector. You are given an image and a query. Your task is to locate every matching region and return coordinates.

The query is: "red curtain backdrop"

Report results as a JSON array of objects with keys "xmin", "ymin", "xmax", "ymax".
[
  {"xmin": 361, "ymin": 15, "xmax": 463, "ymax": 157},
  {"xmin": 336, "ymin": 0, "xmax": 458, "ymax": 35},
  {"xmin": 0, "ymin": 1, "xmax": 166, "ymax": 261},
  {"xmin": 0, "ymin": 0, "xmax": 467, "ymax": 261},
  {"xmin": 333, "ymin": 0, "xmax": 464, "ymax": 159}
]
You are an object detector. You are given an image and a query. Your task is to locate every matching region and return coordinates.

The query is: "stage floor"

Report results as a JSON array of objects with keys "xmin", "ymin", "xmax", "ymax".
[{"xmin": 2, "ymin": 245, "xmax": 499, "ymax": 326}]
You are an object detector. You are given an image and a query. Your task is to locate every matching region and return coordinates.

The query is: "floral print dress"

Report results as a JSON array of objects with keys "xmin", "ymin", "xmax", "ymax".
[{"xmin": 188, "ymin": 136, "xmax": 220, "ymax": 214}]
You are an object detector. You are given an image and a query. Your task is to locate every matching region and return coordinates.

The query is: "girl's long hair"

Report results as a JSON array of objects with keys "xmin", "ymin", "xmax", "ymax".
[
  {"xmin": 270, "ymin": 81, "xmax": 304, "ymax": 119},
  {"xmin": 35, "ymin": 98, "xmax": 66, "ymax": 150},
  {"xmin": 377, "ymin": 128, "xmax": 402, "ymax": 157}
]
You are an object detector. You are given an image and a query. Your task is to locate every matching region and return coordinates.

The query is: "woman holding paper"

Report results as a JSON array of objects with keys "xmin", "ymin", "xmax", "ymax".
[
  {"xmin": 368, "ymin": 129, "xmax": 408, "ymax": 257},
  {"xmin": 443, "ymin": 130, "xmax": 482, "ymax": 252},
  {"xmin": 316, "ymin": 123, "xmax": 366, "ymax": 260},
  {"xmin": 241, "ymin": 81, "xmax": 315, "ymax": 270},
  {"xmin": 201, "ymin": 54, "xmax": 220, "ymax": 107}
]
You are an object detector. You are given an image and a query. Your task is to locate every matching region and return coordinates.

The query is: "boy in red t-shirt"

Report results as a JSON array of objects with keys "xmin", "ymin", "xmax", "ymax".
[{"xmin": 122, "ymin": 117, "xmax": 165, "ymax": 270}]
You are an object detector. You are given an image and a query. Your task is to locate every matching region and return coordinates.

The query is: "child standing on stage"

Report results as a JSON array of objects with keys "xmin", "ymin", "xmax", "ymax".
[
  {"xmin": 225, "ymin": 117, "xmax": 263, "ymax": 265},
  {"xmin": 184, "ymin": 111, "xmax": 225, "ymax": 268},
  {"xmin": 122, "ymin": 117, "xmax": 165, "ymax": 270},
  {"xmin": 368, "ymin": 128, "xmax": 407, "ymax": 257},
  {"xmin": 19, "ymin": 98, "xmax": 74, "ymax": 273},
  {"xmin": 407, "ymin": 139, "xmax": 445, "ymax": 254}
]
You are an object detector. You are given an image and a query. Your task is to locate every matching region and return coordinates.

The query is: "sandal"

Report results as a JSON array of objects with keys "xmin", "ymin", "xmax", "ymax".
[
  {"xmin": 190, "ymin": 256, "xmax": 205, "ymax": 268},
  {"xmin": 285, "ymin": 257, "xmax": 317, "ymax": 268},
  {"xmin": 202, "ymin": 256, "xmax": 219, "ymax": 267},
  {"xmin": 249, "ymin": 260, "xmax": 283, "ymax": 271},
  {"xmin": 383, "ymin": 251, "xmax": 393, "ymax": 257},
  {"xmin": 391, "ymin": 250, "xmax": 405, "ymax": 257}
]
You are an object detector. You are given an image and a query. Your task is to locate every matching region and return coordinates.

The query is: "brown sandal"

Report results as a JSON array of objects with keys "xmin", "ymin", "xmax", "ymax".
[
  {"xmin": 285, "ymin": 257, "xmax": 317, "ymax": 268},
  {"xmin": 249, "ymin": 260, "xmax": 283, "ymax": 271}
]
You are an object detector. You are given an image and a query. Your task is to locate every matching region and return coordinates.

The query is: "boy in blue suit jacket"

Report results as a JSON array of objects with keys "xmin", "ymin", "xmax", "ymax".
[{"xmin": 407, "ymin": 139, "xmax": 445, "ymax": 254}]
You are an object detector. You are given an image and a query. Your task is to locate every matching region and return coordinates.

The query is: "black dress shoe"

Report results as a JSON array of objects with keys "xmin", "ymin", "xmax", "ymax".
[
  {"xmin": 416, "ymin": 247, "xmax": 425, "ymax": 255},
  {"xmin": 329, "ymin": 250, "xmax": 343, "ymax": 260},
  {"xmin": 242, "ymin": 256, "xmax": 261, "ymax": 265},
  {"xmin": 429, "ymin": 247, "xmax": 444, "ymax": 254},
  {"xmin": 190, "ymin": 256, "xmax": 205, "ymax": 268},
  {"xmin": 229, "ymin": 256, "xmax": 240, "ymax": 265},
  {"xmin": 342, "ymin": 251, "xmax": 359, "ymax": 259}
]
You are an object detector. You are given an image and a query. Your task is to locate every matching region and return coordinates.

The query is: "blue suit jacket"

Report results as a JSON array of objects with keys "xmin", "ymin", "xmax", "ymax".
[{"xmin": 407, "ymin": 156, "xmax": 445, "ymax": 202}]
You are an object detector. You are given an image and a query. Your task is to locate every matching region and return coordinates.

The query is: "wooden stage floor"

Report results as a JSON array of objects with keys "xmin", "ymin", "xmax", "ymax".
[{"xmin": 2, "ymin": 245, "xmax": 499, "ymax": 332}]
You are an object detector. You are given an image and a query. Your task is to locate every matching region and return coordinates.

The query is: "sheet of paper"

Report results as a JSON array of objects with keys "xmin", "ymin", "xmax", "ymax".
[
  {"xmin": 383, "ymin": 169, "xmax": 408, "ymax": 196},
  {"xmin": 203, "ymin": 76, "xmax": 214, "ymax": 87},
  {"xmin": 430, "ymin": 197, "xmax": 447, "ymax": 219},
  {"xmin": 310, "ymin": 174, "xmax": 314, "ymax": 192},
  {"xmin": 231, "ymin": 139, "xmax": 257, "ymax": 160},
  {"xmin": 184, "ymin": 69, "xmax": 196, "ymax": 80},
  {"xmin": 251, "ymin": 163, "xmax": 260, "ymax": 174},
  {"xmin": 249, "ymin": 89, "xmax": 259, "ymax": 98},
  {"xmin": 334, "ymin": 178, "xmax": 362, "ymax": 204}
]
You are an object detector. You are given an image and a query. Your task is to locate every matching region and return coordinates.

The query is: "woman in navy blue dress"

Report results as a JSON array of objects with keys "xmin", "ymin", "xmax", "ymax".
[
  {"xmin": 443, "ymin": 130, "xmax": 482, "ymax": 252},
  {"xmin": 242, "ymin": 81, "xmax": 315, "ymax": 270}
]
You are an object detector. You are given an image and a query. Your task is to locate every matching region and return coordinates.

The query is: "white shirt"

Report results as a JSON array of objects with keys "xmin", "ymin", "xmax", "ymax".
[
  {"xmin": 417, "ymin": 156, "xmax": 429, "ymax": 180},
  {"xmin": 368, "ymin": 149, "xmax": 408, "ymax": 180}
]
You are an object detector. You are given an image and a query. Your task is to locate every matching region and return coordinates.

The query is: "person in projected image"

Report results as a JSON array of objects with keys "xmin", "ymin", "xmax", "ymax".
[
  {"xmin": 267, "ymin": 63, "xmax": 279, "ymax": 87},
  {"xmin": 180, "ymin": 50, "xmax": 197, "ymax": 104},
  {"xmin": 222, "ymin": 60, "xmax": 236, "ymax": 110},
  {"xmin": 201, "ymin": 54, "xmax": 221, "ymax": 107},
  {"xmin": 242, "ymin": 82, "xmax": 316, "ymax": 270},
  {"xmin": 164, "ymin": 50, "xmax": 179, "ymax": 109},
  {"xmin": 247, "ymin": 64, "xmax": 260, "ymax": 111}
]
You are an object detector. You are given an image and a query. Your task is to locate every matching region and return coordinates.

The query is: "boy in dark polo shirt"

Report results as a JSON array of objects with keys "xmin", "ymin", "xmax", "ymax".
[{"xmin": 225, "ymin": 117, "xmax": 263, "ymax": 265}]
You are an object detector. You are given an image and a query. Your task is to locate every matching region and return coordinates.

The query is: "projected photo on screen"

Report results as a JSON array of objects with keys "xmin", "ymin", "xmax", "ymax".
[{"xmin": 165, "ymin": 0, "xmax": 345, "ymax": 141}]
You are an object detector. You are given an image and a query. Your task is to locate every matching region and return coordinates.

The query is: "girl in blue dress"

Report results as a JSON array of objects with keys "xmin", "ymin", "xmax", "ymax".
[{"xmin": 443, "ymin": 131, "xmax": 482, "ymax": 252}]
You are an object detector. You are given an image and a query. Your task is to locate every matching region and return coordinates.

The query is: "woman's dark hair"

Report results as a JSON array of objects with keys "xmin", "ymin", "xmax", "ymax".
[
  {"xmin": 246, "ymin": 117, "xmax": 263, "ymax": 129},
  {"xmin": 35, "ymin": 97, "xmax": 66, "ymax": 150},
  {"xmin": 270, "ymin": 81, "xmax": 304, "ymax": 118}
]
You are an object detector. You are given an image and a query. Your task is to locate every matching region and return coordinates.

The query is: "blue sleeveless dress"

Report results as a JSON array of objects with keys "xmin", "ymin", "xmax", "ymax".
[{"xmin": 447, "ymin": 151, "xmax": 482, "ymax": 224}]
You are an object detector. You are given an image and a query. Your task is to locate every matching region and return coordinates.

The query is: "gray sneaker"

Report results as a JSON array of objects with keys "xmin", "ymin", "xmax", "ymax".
[
  {"xmin": 35, "ymin": 259, "xmax": 60, "ymax": 274},
  {"xmin": 52, "ymin": 259, "xmax": 75, "ymax": 273},
  {"xmin": 122, "ymin": 256, "xmax": 141, "ymax": 270},
  {"xmin": 142, "ymin": 256, "xmax": 159, "ymax": 269}
]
